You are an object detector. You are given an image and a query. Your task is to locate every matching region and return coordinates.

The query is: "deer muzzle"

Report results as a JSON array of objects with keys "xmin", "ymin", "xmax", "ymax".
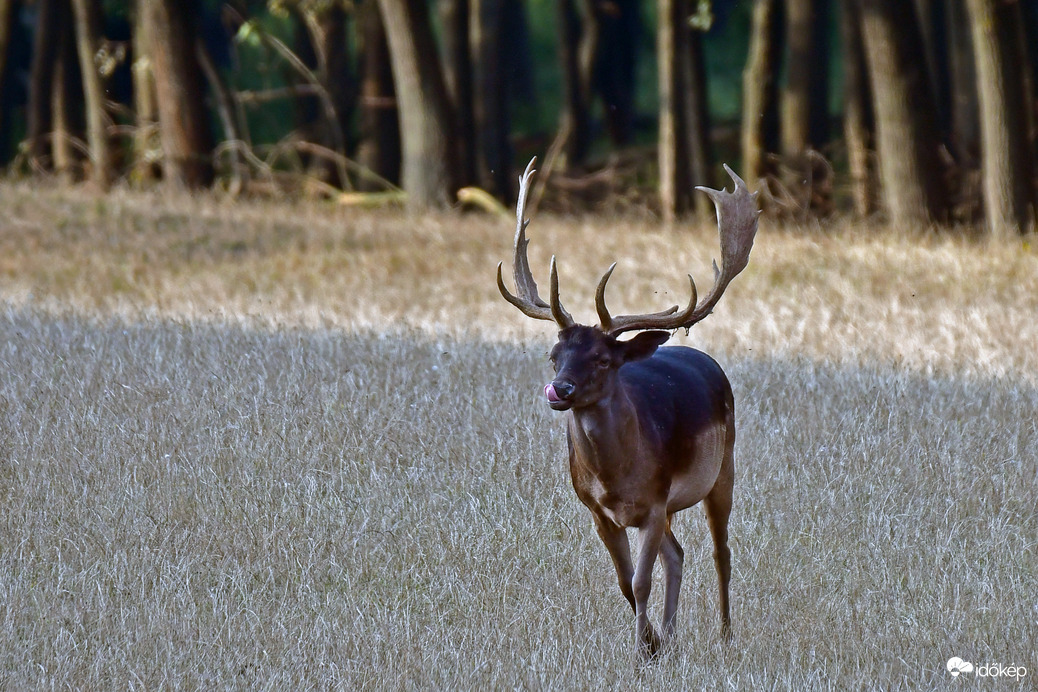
[{"xmin": 545, "ymin": 381, "xmax": 575, "ymax": 410}]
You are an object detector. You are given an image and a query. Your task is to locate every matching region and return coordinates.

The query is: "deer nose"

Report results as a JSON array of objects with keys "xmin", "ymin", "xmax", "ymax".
[{"xmin": 550, "ymin": 380, "xmax": 575, "ymax": 400}]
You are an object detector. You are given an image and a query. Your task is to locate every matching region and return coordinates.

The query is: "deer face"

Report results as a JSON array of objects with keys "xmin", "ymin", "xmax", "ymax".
[{"xmin": 545, "ymin": 326, "xmax": 671, "ymax": 411}]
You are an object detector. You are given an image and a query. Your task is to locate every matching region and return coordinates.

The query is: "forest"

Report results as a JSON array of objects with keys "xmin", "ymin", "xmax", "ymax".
[{"xmin": 0, "ymin": 0, "xmax": 1037, "ymax": 238}]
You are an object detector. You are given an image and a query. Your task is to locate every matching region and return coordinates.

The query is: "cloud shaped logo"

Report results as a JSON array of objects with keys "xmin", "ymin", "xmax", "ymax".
[{"xmin": 947, "ymin": 657, "xmax": 975, "ymax": 677}]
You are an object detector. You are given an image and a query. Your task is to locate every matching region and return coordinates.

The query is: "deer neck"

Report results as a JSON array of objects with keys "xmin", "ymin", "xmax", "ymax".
[{"xmin": 567, "ymin": 385, "xmax": 649, "ymax": 474}]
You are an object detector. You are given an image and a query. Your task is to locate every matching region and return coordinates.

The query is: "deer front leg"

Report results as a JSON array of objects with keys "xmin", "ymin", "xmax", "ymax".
[
  {"xmin": 592, "ymin": 512, "xmax": 636, "ymax": 611},
  {"xmin": 633, "ymin": 510, "xmax": 667, "ymax": 659}
]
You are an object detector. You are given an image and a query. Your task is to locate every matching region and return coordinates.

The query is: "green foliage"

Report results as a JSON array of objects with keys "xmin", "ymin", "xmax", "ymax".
[
  {"xmin": 229, "ymin": 15, "xmax": 299, "ymax": 149},
  {"xmin": 689, "ymin": 0, "xmax": 715, "ymax": 31}
]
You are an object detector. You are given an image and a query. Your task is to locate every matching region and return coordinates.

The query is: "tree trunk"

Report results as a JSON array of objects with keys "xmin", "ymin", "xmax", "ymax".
[
  {"xmin": 946, "ymin": 0, "xmax": 979, "ymax": 165},
  {"xmin": 913, "ymin": 0, "xmax": 951, "ymax": 138},
  {"xmin": 595, "ymin": 0, "xmax": 639, "ymax": 146},
  {"xmin": 377, "ymin": 0, "xmax": 459, "ymax": 208},
  {"xmin": 143, "ymin": 0, "xmax": 213, "ymax": 189},
  {"xmin": 51, "ymin": 8, "xmax": 81, "ymax": 180},
  {"xmin": 840, "ymin": 0, "xmax": 873, "ymax": 216},
  {"xmin": 740, "ymin": 0, "xmax": 780, "ymax": 185},
  {"xmin": 439, "ymin": 0, "xmax": 476, "ymax": 186},
  {"xmin": 356, "ymin": 0, "xmax": 400, "ymax": 190},
  {"xmin": 856, "ymin": 0, "xmax": 946, "ymax": 227},
  {"xmin": 781, "ymin": 0, "xmax": 828, "ymax": 157},
  {"xmin": 557, "ymin": 0, "xmax": 596, "ymax": 166},
  {"xmin": 470, "ymin": 0, "xmax": 511, "ymax": 200},
  {"xmin": 0, "ymin": 0, "xmax": 17, "ymax": 148},
  {"xmin": 781, "ymin": 0, "xmax": 830, "ymax": 214},
  {"xmin": 70, "ymin": 0, "xmax": 113, "ymax": 189},
  {"xmin": 131, "ymin": 0, "xmax": 158, "ymax": 184},
  {"xmin": 658, "ymin": 0, "xmax": 710, "ymax": 220},
  {"xmin": 291, "ymin": 10, "xmax": 322, "ymax": 170},
  {"xmin": 27, "ymin": 0, "xmax": 65, "ymax": 169},
  {"xmin": 682, "ymin": 21, "xmax": 711, "ymax": 216},
  {"xmin": 965, "ymin": 0, "xmax": 1034, "ymax": 237},
  {"xmin": 658, "ymin": 0, "xmax": 689, "ymax": 222}
]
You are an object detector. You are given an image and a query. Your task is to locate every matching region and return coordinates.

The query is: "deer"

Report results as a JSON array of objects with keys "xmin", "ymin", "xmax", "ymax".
[{"xmin": 497, "ymin": 158, "xmax": 759, "ymax": 660}]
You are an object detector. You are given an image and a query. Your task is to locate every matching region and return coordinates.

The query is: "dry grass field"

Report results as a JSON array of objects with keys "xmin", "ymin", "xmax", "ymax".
[{"xmin": 0, "ymin": 181, "xmax": 1035, "ymax": 688}]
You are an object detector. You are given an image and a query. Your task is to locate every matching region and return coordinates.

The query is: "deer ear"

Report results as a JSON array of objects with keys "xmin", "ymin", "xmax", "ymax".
[{"xmin": 618, "ymin": 330, "xmax": 671, "ymax": 363}]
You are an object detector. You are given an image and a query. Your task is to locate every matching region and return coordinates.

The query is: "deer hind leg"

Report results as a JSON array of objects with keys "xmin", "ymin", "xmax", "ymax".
[
  {"xmin": 703, "ymin": 452, "xmax": 734, "ymax": 642},
  {"xmin": 659, "ymin": 515, "xmax": 684, "ymax": 638},
  {"xmin": 633, "ymin": 510, "xmax": 667, "ymax": 659},
  {"xmin": 592, "ymin": 512, "xmax": 636, "ymax": 611}
]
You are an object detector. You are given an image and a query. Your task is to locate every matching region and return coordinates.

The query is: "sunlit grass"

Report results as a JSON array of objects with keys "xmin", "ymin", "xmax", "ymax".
[
  {"xmin": 2, "ymin": 181, "xmax": 1037, "ymax": 377},
  {"xmin": 0, "ymin": 182, "xmax": 1034, "ymax": 687}
]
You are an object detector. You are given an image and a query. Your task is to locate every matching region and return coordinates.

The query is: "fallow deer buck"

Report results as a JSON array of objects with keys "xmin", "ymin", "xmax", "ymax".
[{"xmin": 497, "ymin": 158, "xmax": 759, "ymax": 660}]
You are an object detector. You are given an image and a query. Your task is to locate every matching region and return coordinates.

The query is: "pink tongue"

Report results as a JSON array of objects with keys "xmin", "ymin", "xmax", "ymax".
[{"xmin": 544, "ymin": 383, "xmax": 563, "ymax": 403}]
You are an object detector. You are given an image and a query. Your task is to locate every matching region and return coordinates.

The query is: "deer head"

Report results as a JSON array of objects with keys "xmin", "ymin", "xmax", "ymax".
[{"xmin": 497, "ymin": 158, "xmax": 760, "ymax": 411}]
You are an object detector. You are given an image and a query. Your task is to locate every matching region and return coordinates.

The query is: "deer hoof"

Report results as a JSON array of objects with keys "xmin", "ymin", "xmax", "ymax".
[{"xmin": 639, "ymin": 625, "xmax": 664, "ymax": 661}]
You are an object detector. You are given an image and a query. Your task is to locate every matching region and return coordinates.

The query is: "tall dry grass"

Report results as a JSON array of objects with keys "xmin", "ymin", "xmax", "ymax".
[{"xmin": 0, "ymin": 182, "xmax": 1035, "ymax": 688}]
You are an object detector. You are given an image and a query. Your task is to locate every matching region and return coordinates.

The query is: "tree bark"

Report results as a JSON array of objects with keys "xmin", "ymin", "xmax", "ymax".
[
  {"xmin": 0, "ymin": 0, "xmax": 16, "ymax": 146},
  {"xmin": 356, "ymin": 0, "xmax": 400, "ymax": 190},
  {"xmin": 557, "ymin": 0, "xmax": 596, "ymax": 166},
  {"xmin": 70, "ymin": 0, "xmax": 113, "ymax": 189},
  {"xmin": 946, "ymin": 0, "xmax": 979, "ymax": 165},
  {"xmin": 377, "ymin": 0, "xmax": 459, "ymax": 208},
  {"xmin": 595, "ymin": 0, "xmax": 639, "ymax": 146},
  {"xmin": 658, "ymin": 0, "xmax": 711, "ymax": 220},
  {"xmin": 658, "ymin": 0, "xmax": 688, "ymax": 222},
  {"xmin": 740, "ymin": 0, "xmax": 780, "ymax": 185},
  {"xmin": 51, "ymin": 8, "xmax": 81, "ymax": 180},
  {"xmin": 143, "ymin": 0, "xmax": 213, "ymax": 189},
  {"xmin": 439, "ymin": 0, "xmax": 476, "ymax": 186},
  {"xmin": 131, "ymin": 0, "xmax": 158, "ymax": 184},
  {"xmin": 856, "ymin": 0, "xmax": 946, "ymax": 227},
  {"xmin": 965, "ymin": 0, "xmax": 1034, "ymax": 237},
  {"xmin": 781, "ymin": 0, "xmax": 828, "ymax": 157},
  {"xmin": 840, "ymin": 0, "xmax": 873, "ymax": 216},
  {"xmin": 682, "ymin": 20, "xmax": 711, "ymax": 216},
  {"xmin": 27, "ymin": 0, "xmax": 65, "ymax": 169},
  {"xmin": 913, "ymin": 0, "xmax": 951, "ymax": 138},
  {"xmin": 470, "ymin": 0, "xmax": 512, "ymax": 200}
]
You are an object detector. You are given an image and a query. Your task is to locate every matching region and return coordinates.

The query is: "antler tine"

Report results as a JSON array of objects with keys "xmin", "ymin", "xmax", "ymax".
[
  {"xmin": 549, "ymin": 256, "xmax": 575, "ymax": 327},
  {"xmin": 497, "ymin": 157, "xmax": 575, "ymax": 328},
  {"xmin": 602, "ymin": 164, "xmax": 758, "ymax": 336},
  {"xmin": 594, "ymin": 263, "xmax": 619, "ymax": 330},
  {"xmin": 596, "ymin": 262, "xmax": 689, "ymax": 335}
]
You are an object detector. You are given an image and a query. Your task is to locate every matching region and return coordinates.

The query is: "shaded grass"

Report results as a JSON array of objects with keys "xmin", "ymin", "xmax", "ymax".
[{"xmin": 0, "ymin": 310, "xmax": 1034, "ymax": 688}]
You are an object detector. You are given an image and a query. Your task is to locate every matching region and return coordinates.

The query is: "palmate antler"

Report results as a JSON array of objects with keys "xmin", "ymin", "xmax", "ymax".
[
  {"xmin": 597, "ymin": 165, "xmax": 760, "ymax": 335},
  {"xmin": 498, "ymin": 160, "xmax": 760, "ymax": 335}
]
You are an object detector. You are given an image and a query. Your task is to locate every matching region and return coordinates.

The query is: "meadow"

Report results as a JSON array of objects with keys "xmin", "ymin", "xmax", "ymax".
[{"xmin": 0, "ymin": 182, "xmax": 1035, "ymax": 688}]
